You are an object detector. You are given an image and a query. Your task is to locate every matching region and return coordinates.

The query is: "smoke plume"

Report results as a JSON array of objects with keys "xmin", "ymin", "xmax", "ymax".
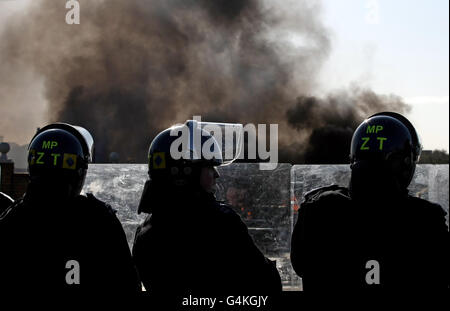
[
  {"xmin": 286, "ymin": 88, "xmax": 411, "ymax": 163},
  {"xmin": 0, "ymin": 0, "xmax": 410, "ymax": 163}
]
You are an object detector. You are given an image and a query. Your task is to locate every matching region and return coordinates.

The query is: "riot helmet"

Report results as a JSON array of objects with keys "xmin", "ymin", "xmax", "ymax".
[
  {"xmin": 27, "ymin": 123, "xmax": 94, "ymax": 197},
  {"xmin": 148, "ymin": 122, "xmax": 224, "ymax": 187},
  {"xmin": 349, "ymin": 114, "xmax": 417, "ymax": 195},
  {"xmin": 138, "ymin": 120, "xmax": 243, "ymax": 214}
]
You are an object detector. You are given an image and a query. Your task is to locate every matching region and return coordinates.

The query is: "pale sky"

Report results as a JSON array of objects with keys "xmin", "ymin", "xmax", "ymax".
[
  {"xmin": 0, "ymin": 0, "xmax": 449, "ymax": 151},
  {"xmin": 318, "ymin": 0, "xmax": 449, "ymax": 151}
]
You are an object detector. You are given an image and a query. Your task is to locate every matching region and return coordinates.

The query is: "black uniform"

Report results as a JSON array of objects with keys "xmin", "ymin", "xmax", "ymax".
[
  {"xmin": 0, "ymin": 192, "xmax": 13, "ymax": 215},
  {"xmin": 0, "ymin": 189, "xmax": 140, "ymax": 293},
  {"xmin": 133, "ymin": 183, "xmax": 282, "ymax": 294},
  {"xmin": 291, "ymin": 185, "xmax": 449, "ymax": 290}
]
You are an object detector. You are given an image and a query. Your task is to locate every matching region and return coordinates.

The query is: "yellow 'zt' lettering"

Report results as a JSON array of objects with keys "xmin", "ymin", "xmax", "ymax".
[
  {"xmin": 377, "ymin": 137, "xmax": 387, "ymax": 150},
  {"xmin": 360, "ymin": 137, "xmax": 370, "ymax": 150},
  {"xmin": 36, "ymin": 152, "xmax": 45, "ymax": 164},
  {"xmin": 51, "ymin": 153, "xmax": 61, "ymax": 166}
]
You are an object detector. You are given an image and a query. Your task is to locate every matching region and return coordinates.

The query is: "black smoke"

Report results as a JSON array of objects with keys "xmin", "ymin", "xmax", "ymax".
[
  {"xmin": 0, "ymin": 0, "xmax": 410, "ymax": 164},
  {"xmin": 286, "ymin": 88, "xmax": 410, "ymax": 163}
]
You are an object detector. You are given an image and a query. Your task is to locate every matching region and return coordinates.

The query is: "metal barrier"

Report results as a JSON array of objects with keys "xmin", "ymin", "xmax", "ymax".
[{"xmin": 83, "ymin": 164, "xmax": 449, "ymax": 290}]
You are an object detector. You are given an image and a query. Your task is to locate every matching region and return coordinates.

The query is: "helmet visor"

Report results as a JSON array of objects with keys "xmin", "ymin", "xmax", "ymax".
[
  {"xmin": 72, "ymin": 125, "xmax": 95, "ymax": 162},
  {"xmin": 185, "ymin": 120, "xmax": 243, "ymax": 165}
]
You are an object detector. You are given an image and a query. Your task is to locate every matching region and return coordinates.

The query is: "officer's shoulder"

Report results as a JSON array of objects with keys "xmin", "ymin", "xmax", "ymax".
[
  {"xmin": 216, "ymin": 200, "xmax": 238, "ymax": 216},
  {"xmin": 407, "ymin": 195, "xmax": 446, "ymax": 217},
  {"xmin": 303, "ymin": 184, "xmax": 350, "ymax": 204},
  {"xmin": 77, "ymin": 193, "xmax": 117, "ymax": 217},
  {"xmin": 214, "ymin": 200, "xmax": 243, "ymax": 222},
  {"xmin": 213, "ymin": 201, "xmax": 248, "ymax": 230}
]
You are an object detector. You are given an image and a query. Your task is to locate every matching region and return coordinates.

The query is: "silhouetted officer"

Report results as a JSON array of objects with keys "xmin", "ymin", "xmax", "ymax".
[
  {"xmin": 133, "ymin": 121, "xmax": 281, "ymax": 294},
  {"xmin": 0, "ymin": 123, "xmax": 140, "ymax": 293},
  {"xmin": 0, "ymin": 192, "xmax": 13, "ymax": 215},
  {"xmin": 291, "ymin": 112, "xmax": 449, "ymax": 290}
]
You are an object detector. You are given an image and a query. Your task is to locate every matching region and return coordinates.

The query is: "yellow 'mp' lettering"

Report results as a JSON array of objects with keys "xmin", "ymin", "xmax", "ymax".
[
  {"xmin": 360, "ymin": 137, "xmax": 370, "ymax": 150},
  {"xmin": 42, "ymin": 141, "xmax": 58, "ymax": 149},
  {"xmin": 366, "ymin": 126, "xmax": 376, "ymax": 134},
  {"xmin": 366, "ymin": 125, "xmax": 384, "ymax": 134}
]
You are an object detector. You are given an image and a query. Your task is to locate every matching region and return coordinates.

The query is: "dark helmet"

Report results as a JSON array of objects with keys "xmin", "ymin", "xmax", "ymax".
[
  {"xmin": 138, "ymin": 120, "xmax": 241, "ymax": 214},
  {"xmin": 27, "ymin": 123, "xmax": 94, "ymax": 196},
  {"xmin": 369, "ymin": 111, "xmax": 422, "ymax": 162},
  {"xmin": 148, "ymin": 122, "xmax": 223, "ymax": 187},
  {"xmin": 350, "ymin": 113, "xmax": 418, "ymax": 190}
]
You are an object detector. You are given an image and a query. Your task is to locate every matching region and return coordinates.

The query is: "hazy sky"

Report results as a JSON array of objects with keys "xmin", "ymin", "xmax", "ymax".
[
  {"xmin": 318, "ymin": 0, "xmax": 449, "ymax": 151},
  {"xmin": 0, "ymin": 0, "xmax": 448, "ymax": 151}
]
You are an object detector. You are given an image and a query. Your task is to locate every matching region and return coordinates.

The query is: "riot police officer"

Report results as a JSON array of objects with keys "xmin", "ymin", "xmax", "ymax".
[
  {"xmin": 291, "ymin": 112, "xmax": 449, "ymax": 290},
  {"xmin": 0, "ymin": 123, "xmax": 140, "ymax": 293},
  {"xmin": 0, "ymin": 192, "xmax": 13, "ymax": 215},
  {"xmin": 133, "ymin": 121, "xmax": 281, "ymax": 294}
]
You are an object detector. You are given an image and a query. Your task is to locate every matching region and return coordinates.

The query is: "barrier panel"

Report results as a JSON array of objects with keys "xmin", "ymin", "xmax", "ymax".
[{"xmin": 83, "ymin": 164, "xmax": 449, "ymax": 290}]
